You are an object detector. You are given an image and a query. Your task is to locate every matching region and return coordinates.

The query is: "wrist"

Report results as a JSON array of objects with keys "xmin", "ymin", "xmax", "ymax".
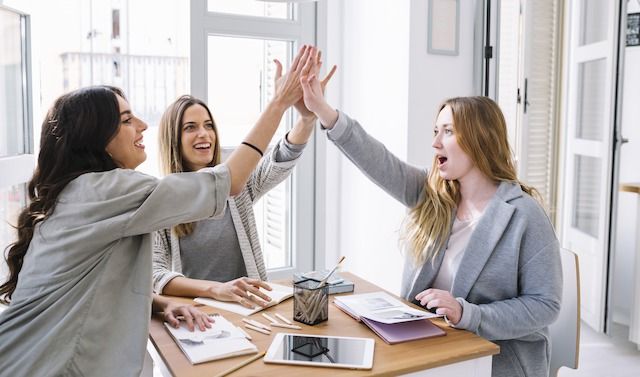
[
  {"xmin": 318, "ymin": 104, "xmax": 338, "ymax": 129},
  {"xmin": 300, "ymin": 114, "xmax": 317, "ymax": 124},
  {"xmin": 201, "ymin": 281, "xmax": 223, "ymax": 298},
  {"xmin": 268, "ymin": 97, "xmax": 290, "ymax": 115}
]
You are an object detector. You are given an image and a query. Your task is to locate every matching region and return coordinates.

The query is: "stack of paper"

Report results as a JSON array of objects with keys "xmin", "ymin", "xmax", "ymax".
[
  {"xmin": 164, "ymin": 314, "xmax": 257, "ymax": 364},
  {"xmin": 194, "ymin": 283, "xmax": 293, "ymax": 316}
]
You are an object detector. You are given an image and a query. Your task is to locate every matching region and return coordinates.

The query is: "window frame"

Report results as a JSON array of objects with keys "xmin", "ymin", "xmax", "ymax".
[
  {"xmin": 0, "ymin": 4, "xmax": 34, "ymax": 284},
  {"xmin": 0, "ymin": 4, "xmax": 34, "ymax": 188},
  {"xmin": 190, "ymin": 0, "xmax": 317, "ymax": 279}
]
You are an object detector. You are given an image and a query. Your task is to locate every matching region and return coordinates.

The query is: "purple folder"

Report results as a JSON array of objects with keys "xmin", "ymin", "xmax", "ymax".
[{"xmin": 360, "ymin": 317, "xmax": 446, "ymax": 345}]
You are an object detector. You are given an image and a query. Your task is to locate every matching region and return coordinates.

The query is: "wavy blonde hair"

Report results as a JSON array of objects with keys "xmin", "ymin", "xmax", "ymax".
[
  {"xmin": 158, "ymin": 95, "xmax": 221, "ymax": 238},
  {"xmin": 401, "ymin": 96, "xmax": 539, "ymax": 265}
]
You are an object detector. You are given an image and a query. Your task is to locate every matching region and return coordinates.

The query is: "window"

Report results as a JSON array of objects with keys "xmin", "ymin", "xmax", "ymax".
[
  {"xmin": 0, "ymin": 5, "xmax": 33, "ymax": 282},
  {"xmin": 111, "ymin": 9, "xmax": 120, "ymax": 40},
  {"xmin": 191, "ymin": 0, "xmax": 316, "ymax": 278},
  {"xmin": 207, "ymin": 0, "xmax": 293, "ymax": 20},
  {"xmin": 4, "ymin": 0, "xmax": 190, "ymax": 178}
]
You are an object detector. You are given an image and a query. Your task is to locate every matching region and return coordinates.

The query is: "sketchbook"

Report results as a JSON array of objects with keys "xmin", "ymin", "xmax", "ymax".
[
  {"xmin": 333, "ymin": 291, "xmax": 439, "ymax": 324},
  {"xmin": 360, "ymin": 316, "xmax": 446, "ymax": 344},
  {"xmin": 164, "ymin": 314, "xmax": 257, "ymax": 364},
  {"xmin": 194, "ymin": 282, "xmax": 293, "ymax": 316}
]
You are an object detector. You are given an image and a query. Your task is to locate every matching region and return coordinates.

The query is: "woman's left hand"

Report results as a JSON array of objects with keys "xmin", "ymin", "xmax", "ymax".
[
  {"xmin": 162, "ymin": 301, "xmax": 214, "ymax": 332},
  {"xmin": 415, "ymin": 288, "xmax": 462, "ymax": 325}
]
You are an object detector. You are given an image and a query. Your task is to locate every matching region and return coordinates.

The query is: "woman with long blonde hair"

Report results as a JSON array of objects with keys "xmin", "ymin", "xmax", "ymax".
[
  {"xmin": 0, "ymin": 43, "xmax": 310, "ymax": 377},
  {"xmin": 152, "ymin": 49, "xmax": 336, "ymax": 309},
  {"xmin": 300, "ymin": 74, "xmax": 561, "ymax": 377}
]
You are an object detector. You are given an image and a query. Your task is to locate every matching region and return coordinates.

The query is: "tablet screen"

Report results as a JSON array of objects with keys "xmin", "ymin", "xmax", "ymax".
[{"xmin": 265, "ymin": 333, "xmax": 374, "ymax": 369}]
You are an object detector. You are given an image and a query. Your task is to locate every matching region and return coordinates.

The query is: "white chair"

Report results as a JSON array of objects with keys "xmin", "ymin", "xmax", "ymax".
[{"xmin": 548, "ymin": 248, "xmax": 580, "ymax": 377}]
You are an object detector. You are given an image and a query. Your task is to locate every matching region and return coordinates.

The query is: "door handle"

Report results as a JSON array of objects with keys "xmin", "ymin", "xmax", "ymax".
[{"xmin": 524, "ymin": 78, "xmax": 530, "ymax": 114}]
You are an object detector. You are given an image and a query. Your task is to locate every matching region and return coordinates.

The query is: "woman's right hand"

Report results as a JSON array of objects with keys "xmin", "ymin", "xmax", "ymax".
[
  {"xmin": 272, "ymin": 45, "xmax": 314, "ymax": 108},
  {"xmin": 275, "ymin": 50, "xmax": 337, "ymax": 121},
  {"xmin": 208, "ymin": 277, "xmax": 273, "ymax": 309}
]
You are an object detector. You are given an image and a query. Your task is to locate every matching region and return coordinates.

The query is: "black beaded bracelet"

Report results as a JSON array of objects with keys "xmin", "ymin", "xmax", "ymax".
[{"xmin": 241, "ymin": 141, "xmax": 264, "ymax": 157}]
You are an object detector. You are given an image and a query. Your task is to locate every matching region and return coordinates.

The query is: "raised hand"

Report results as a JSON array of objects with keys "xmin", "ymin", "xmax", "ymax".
[
  {"xmin": 300, "ymin": 66, "xmax": 339, "ymax": 129},
  {"xmin": 272, "ymin": 45, "xmax": 314, "ymax": 108},
  {"xmin": 275, "ymin": 49, "xmax": 337, "ymax": 120}
]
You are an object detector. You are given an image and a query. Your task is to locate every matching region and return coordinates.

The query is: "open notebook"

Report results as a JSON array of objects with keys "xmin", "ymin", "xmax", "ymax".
[
  {"xmin": 194, "ymin": 283, "xmax": 293, "ymax": 316},
  {"xmin": 164, "ymin": 314, "xmax": 257, "ymax": 364},
  {"xmin": 333, "ymin": 291, "xmax": 445, "ymax": 344}
]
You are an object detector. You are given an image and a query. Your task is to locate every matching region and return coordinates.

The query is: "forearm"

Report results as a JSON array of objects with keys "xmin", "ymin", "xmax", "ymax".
[
  {"xmin": 327, "ymin": 111, "xmax": 427, "ymax": 207},
  {"xmin": 226, "ymin": 100, "xmax": 288, "ymax": 195},
  {"xmin": 314, "ymin": 102, "xmax": 339, "ymax": 129},
  {"xmin": 162, "ymin": 276, "xmax": 222, "ymax": 298},
  {"xmin": 286, "ymin": 116, "xmax": 315, "ymax": 145},
  {"xmin": 152, "ymin": 294, "xmax": 170, "ymax": 313}
]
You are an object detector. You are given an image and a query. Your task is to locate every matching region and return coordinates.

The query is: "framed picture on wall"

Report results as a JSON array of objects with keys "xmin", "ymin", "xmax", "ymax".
[
  {"xmin": 628, "ymin": 13, "xmax": 640, "ymax": 47},
  {"xmin": 427, "ymin": 0, "xmax": 459, "ymax": 56}
]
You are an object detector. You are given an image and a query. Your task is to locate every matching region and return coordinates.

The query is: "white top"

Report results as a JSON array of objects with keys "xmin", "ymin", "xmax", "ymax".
[{"xmin": 432, "ymin": 214, "xmax": 482, "ymax": 292}]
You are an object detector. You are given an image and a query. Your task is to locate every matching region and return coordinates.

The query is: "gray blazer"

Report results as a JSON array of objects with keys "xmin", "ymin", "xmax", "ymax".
[
  {"xmin": 326, "ymin": 111, "xmax": 562, "ymax": 377},
  {"xmin": 0, "ymin": 167, "xmax": 230, "ymax": 377}
]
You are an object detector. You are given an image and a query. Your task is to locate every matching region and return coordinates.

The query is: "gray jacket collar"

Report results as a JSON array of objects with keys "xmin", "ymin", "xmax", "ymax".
[{"xmin": 407, "ymin": 181, "xmax": 523, "ymax": 301}]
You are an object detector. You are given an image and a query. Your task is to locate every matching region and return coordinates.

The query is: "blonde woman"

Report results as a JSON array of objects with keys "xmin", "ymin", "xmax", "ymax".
[
  {"xmin": 301, "ymin": 74, "xmax": 561, "ymax": 377},
  {"xmin": 152, "ymin": 50, "xmax": 335, "ymax": 309}
]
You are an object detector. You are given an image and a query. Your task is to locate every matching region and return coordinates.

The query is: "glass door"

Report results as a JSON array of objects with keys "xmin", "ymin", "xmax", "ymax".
[{"xmin": 561, "ymin": 0, "xmax": 622, "ymax": 332}]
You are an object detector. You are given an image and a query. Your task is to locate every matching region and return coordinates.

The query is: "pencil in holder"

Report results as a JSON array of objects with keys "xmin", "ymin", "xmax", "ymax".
[{"xmin": 293, "ymin": 279, "xmax": 329, "ymax": 325}]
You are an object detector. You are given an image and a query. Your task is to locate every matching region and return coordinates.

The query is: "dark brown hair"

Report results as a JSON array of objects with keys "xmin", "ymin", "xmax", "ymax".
[{"xmin": 0, "ymin": 86, "xmax": 125, "ymax": 303}]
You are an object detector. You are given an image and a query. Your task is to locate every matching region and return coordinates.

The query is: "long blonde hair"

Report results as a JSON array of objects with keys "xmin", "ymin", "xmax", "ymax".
[
  {"xmin": 401, "ymin": 96, "xmax": 539, "ymax": 265},
  {"xmin": 158, "ymin": 95, "xmax": 221, "ymax": 238}
]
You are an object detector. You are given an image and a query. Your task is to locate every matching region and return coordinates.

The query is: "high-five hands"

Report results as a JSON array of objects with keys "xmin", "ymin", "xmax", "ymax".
[
  {"xmin": 274, "ymin": 48, "xmax": 337, "ymax": 120},
  {"xmin": 271, "ymin": 45, "xmax": 317, "ymax": 108},
  {"xmin": 299, "ymin": 58, "xmax": 339, "ymax": 129}
]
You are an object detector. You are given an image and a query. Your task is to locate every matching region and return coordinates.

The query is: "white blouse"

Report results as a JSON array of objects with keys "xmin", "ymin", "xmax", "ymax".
[{"xmin": 432, "ymin": 213, "xmax": 483, "ymax": 292}]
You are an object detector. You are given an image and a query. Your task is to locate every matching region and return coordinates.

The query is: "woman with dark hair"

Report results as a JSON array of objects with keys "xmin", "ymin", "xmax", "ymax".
[
  {"xmin": 300, "ymin": 73, "xmax": 561, "ymax": 377},
  {"xmin": 152, "ymin": 51, "xmax": 336, "ymax": 309},
  {"xmin": 0, "ymin": 45, "xmax": 313, "ymax": 376}
]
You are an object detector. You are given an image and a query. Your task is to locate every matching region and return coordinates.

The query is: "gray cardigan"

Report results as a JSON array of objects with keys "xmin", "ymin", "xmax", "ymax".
[
  {"xmin": 326, "ymin": 111, "xmax": 562, "ymax": 377},
  {"xmin": 152, "ymin": 137, "xmax": 304, "ymax": 292},
  {"xmin": 0, "ymin": 166, "xmax": 230, "ymax": 377}
]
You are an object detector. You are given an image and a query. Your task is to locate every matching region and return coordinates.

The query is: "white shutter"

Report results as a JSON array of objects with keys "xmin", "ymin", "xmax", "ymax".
[
  {"xmin": 520, "ymin": 0, "xmax": 561, "ymax": 215},
  {"xmin": 497, "ymin": 0, "xmax": 562, "ymax": 218}
]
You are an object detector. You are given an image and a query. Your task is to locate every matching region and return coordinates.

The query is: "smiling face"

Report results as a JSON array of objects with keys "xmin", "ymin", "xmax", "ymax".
[
  {"xmin": 180, "ymin": 104, "xmax": 218, "ymax": 171},
  {"xmin": 431, "ymin": 105, "xmax": 476, "ymax": 182},
  {"xmin": 105, "ymin": 95, "xmax": 148, "ymax": 169}
]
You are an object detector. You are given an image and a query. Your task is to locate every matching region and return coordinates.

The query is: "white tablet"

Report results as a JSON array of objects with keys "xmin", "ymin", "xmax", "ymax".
[{"xmin": 264, "ymin": 333, "xmax": 375, "ymax": 370}]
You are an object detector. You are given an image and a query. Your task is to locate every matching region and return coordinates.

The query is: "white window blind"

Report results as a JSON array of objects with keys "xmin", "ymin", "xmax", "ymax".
[{"xmin": 498, "ymin": 0, "xmax": 561, "ymax": 218}]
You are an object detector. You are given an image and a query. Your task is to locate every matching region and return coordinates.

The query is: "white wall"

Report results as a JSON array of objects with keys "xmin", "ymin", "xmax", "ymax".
[
  {"xmin": 320, "ymin": 0, "xmax": 479, "ymax": 295},
  {"xmin": 612, "ymin": 2, "xmax": 640, "ymax": 326}
]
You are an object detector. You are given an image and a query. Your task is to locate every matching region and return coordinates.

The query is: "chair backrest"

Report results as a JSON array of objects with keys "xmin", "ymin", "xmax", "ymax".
[{"xmin": 548, "ymin": 248, "xmax": 580, "ymax": 377}]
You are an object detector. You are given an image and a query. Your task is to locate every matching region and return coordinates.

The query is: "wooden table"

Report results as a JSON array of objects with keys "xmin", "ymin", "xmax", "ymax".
[
  {"xmin": 148, "ymin": 273, "xmax": 499, "ymax": 377},
  {"xmin": 620, "ymin": 183, "xmax": 640, "ymax": 346}
]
